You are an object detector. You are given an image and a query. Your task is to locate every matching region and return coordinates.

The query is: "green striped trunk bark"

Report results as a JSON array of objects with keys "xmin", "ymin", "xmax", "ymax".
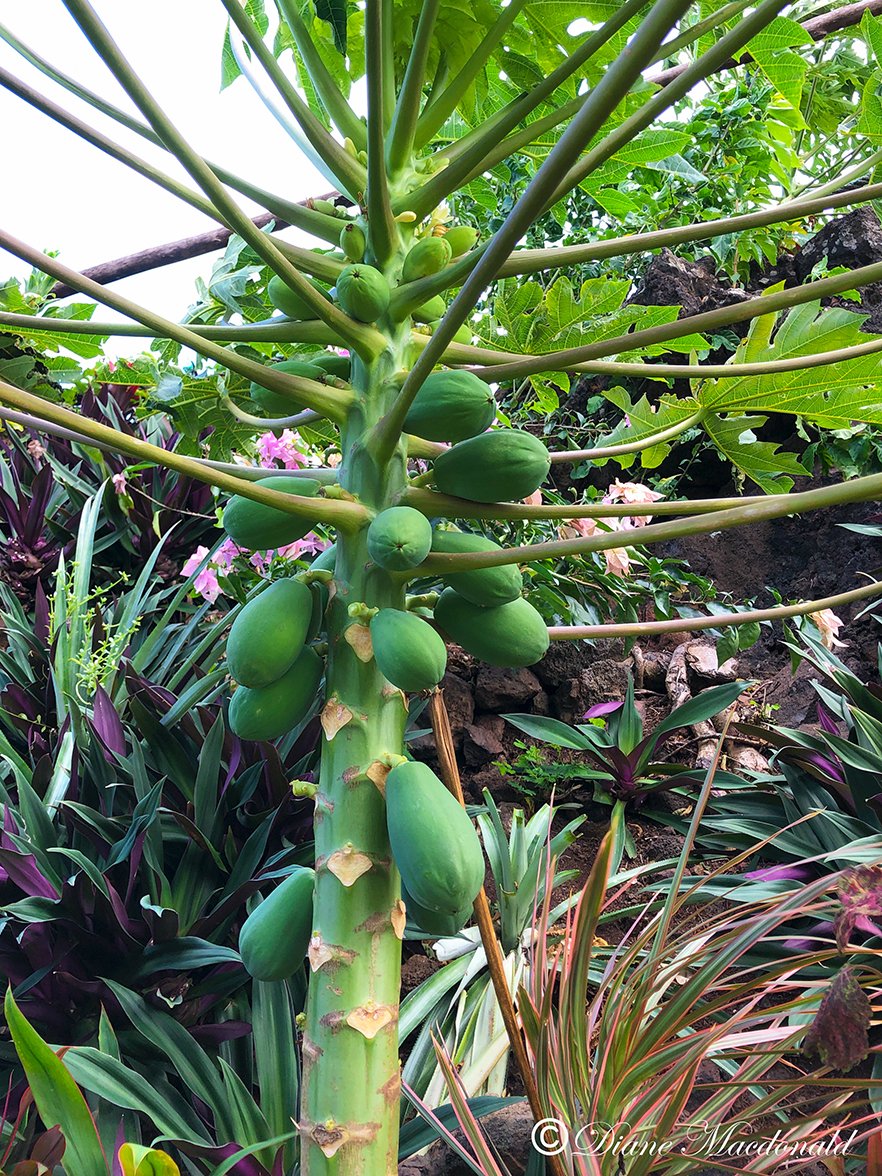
[{"xmin": 300, "ymin": 342, "xmax": 410, "ymax": 1176}]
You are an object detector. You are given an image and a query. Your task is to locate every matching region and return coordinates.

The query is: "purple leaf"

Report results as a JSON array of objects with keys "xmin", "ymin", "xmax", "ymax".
[
  {"xmin": 189, "ymin": 1021, "xmax": 252, "ymax": 1045},
  {"xmin": 816, "ymin": 701, "xmax": 841, "ymax": 735},
  {"xmin": 92, "ymin": 687, "xmax": 127, "ymax": 759},
  {"xmin": 0, "ymin": 849, "xmax": 60, "ymax": 899},
  {"xmin": 744, "ymin": 862, "xmax": 816, "ymax": 883},
  {"xmin": 582, "ymin": 701, "xmax": 623, "ymax": 720},
  {"xmin": 835, "ymin": 865, "xmax": 882, "ymax": 950},
  {"xmin": 803, "ymin": 966, "xmax": 872, "ymax": 1071}
]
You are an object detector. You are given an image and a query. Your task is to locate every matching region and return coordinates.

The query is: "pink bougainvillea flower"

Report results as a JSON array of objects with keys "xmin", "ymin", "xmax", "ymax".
[
  {"xmin": 810, "ymin": 608, "xmax": 847, "ymax": 650},
  {"xmin": 256, "ymin": 429, "xmax": 307, "ymax": 470},
  {"xmin": 213, "ymin": 537, "xmax": 244, "ymax": 571},
  {"xmin": 181, "ymin": 548, "xmax": 223, "ymax": 603}
]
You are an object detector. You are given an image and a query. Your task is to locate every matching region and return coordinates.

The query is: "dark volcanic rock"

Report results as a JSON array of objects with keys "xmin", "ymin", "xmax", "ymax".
[{"xmin": 474, "ymin": 665, "xmax": 542, "ymax": 711}]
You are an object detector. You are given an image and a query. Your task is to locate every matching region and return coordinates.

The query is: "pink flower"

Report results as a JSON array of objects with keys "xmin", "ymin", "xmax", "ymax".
[
  {"xmin": 181, "ymin": 548, "xmax": 223, "ymax": 604},
  {"xmin": 558, "ymin": 513, "xmax": 631, "ymax": 577},
  {"xmin": 810, "ymin": 608, "xmax": 847, "ymax": 650},
  {"xmin": 256, "ymin": 430, "xmax": 306, "ymax": 470},
  {"xmin": 523, "ymin": 490, "xmax": 543, "ymax": 507},
  {"xmin": 214, "ymin": 537, "xmax": 245, "ymax": 571},
  {"xmin": 604, "ymin": 546, "xmax": 631, "ymax": 577},
  {"xmin": 111, "ymin": 471, "xmax": 128, "ymax": 496},
  {"xmin": 603, "ymin": 480, "xmax": 664, "ymax": 528}
]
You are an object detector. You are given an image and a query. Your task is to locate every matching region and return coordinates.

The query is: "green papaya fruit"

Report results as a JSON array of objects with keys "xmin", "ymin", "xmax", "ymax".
[
  {"xmin": 238, "ymin": 866, "xmax": 315, "ymax": 980},
  {"xmin": 267, "ymin": 275, "xmax": 331, "ymax": 320},
  {"xmin": 431, "ymin": 530, "xmax": 523, "ymax": 606},
  {"xmin": 452, "ymin": 323, "xmax": 472, "ymax": 344},
  {"xmin": 336, "ymin": 264, "xmax": 391, "ymax": 322},
  {"xmin": 434, "ymin": 589, "xmax": 549, "ymax": 667},
  {"xmin": 403, "ymin": 885, "xmax": 471, "ymax": 938},
  {"xmin": 444, "ymin": 225, "xmax": 479, "ymax": 257},
  {"xmin": 311, "ymin": 353, "xmax": 351, "ymax": 381},
  {"xmin": 432, "ymin": 430, "xmax": 550, "ymax": 503},
  {"xmin": 370, "ymin": 609, "xmax": 447, "ymax": 693},
  {"xmin": 229, "ymin": 645, "xmax": 323, "ymax": 741},
  {"xmin": 227, "ymin": 578, "xmax": 313, "ymax": 688},
  {"xmin": 310, "ymin": 543, "xmax": 337, "ymax": 572},
  {"xmin": 401, "ymin": 236, "xmax": 452, "ymax": 283},
  {"xmin": 340, "ymin": 222, "xmax": 366, "ymax": 262},
  {"xmin": 223, "ymin": 476, "xmax": 322, "ymax": 551},
  {"xmin": 386, "ymin": 761, "xmax": 484, "ymax": 914},
  {"xmin": 412, "ymin": 295, "xmax": 447, "ymax": 324},
  {"xmin": 250, "ymin": 358, "xmax": 324, "ymax": 417},
  {"xmin": 403, "ymin": 370, "xmax": 495, "ymax": 443},
  {"xmin": 367, "ymin": 506, "xmax": 432, "ymax": 571}
]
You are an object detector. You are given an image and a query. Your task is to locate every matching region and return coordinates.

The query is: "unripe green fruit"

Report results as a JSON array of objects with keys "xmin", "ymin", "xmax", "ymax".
[
  {"xmin": 307, "ymin": 578, "xmax": 328, "ymax": 641},
  {"xmin": 412, "ymin": 295, "xmax": 447, "ymax": 324},
  {"xmin": 401, "ymin": 236, "xmax": 452, "ymax": 282},
  {"xmin": 386, "ymin": 761, "xmax": 484, "ymax": 914},
  {"xmin": 435, "ymin": 589, "xmax": 549, "ymax": 667},
  {"xmin": 403, "ymin": 885, "xmax": 471, "ymax": 937},
  {"xmin": 403, "ymin": 369, "xmax": 495, "ymax": 443},
  {"xmin": 312, "ymin": 198, "xmax": 337, "ymax": 216},
  {"xmin": 250, "ymin": 358, "xmax": 324, "ymax": 417},
  {"xmin": 311, "ymin": 353, "xmax": 351, "ymax": 381},
  {"xmin": 229, "ymin": 645, "xmax": 323, "ymax": 741},
  {"xmin": 367, "ymin": 506, "xmax": 432, "ymax": 571},
  {"xmin": 336, "ymin": 264, "xmax": 391, "ymax": 322},
  {"xmin": 340, "ymin": 222, "xmax": 366, "ymax": 262},
  {"xmin": 238, "ymin": 866, "xmax": 315, "ymax": 980},
  {"xmin": 227, "ymin": 578, "xmax": 313, "ymax": 688},
  {"xmin": 433, "ymin": 429, "xmax": 550, "ymax": 503},
  {"xmin": 426, "ymin": 320, "xmax": 472, "ymax": 344},
  {"xmin": 431, "ymin": 530, "xmax": 523, "ymax": 606},
  {"xmin": 310, "ymin": 543, "xmax": 337, "ymax": 572},
  {"xmin": 444, "ymin": 225, "xmax": 479, "ymax": 257},
  {"xmin": 223, "ymin": 476, "xmax": 322, "ymax": 551},
  {"xmin": 370, "ymin": 609, "xmax": 447, "ymax": 692},
  {"xmin": 267, "ymin": 275, "xmax": 331, "ymax": 320}
]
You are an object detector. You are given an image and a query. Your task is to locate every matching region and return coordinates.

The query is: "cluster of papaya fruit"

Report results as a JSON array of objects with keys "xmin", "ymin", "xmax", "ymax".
[
  {"xmin": 222, "ymin": 476, "xmax": 335, "ymax": 742},
  {"xmin": 265, "ymin": 218, "xmax": 477, "ymax": 339},
  {"xmin": 237, "ymin": 752, "xmax": 484, "ymax": 980}
]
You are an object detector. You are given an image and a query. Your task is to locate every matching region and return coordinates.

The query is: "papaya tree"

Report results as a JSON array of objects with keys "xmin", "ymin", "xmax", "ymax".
[{"xmin": 4, "ymin": 2, "xmax": 882, "ymax": 1174}]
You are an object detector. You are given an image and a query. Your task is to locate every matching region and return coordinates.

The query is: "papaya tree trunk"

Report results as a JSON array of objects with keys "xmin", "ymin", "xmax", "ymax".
[{"xmin": 301, "ymin": 342, "xmax": 410, "ymax": 1176}]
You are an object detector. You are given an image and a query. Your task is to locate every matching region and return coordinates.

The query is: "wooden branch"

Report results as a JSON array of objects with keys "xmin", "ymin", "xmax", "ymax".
[
  {"xmin": 651, "ymin": 0, "xmax": 882, "ymax": 86},
  {"xmin": 49, "ymin": 191, "xmax": 346, "ymax": 298},
  {"xmin": 427, "ymin": 688, "xmax": 564, "ymax": 1176}
]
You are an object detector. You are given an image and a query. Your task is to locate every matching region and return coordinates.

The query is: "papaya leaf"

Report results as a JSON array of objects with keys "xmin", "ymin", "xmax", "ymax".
[
  {"xmin": 594, "ymin": 388, "xmax": 699, "ymax": 469},
  {"xmin": 702, "ymin": 413, "xmax": 807, "ymax": 493},
  {"xmin": 697, "ymin": 302, "xmax": 882, "ymax": 427},
  {"xmin": 4, "ymin": 989, "xmax": 109, "ymax": 1176},
  {"xmin": 746, "ymin": 16, "xmax": 811, "ymax": 109}
]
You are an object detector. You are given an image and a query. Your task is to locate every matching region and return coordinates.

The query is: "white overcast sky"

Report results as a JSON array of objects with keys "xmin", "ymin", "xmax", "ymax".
[{"xmin": 1, "ymin": 1, "xmax": 352, "ymax": 355}]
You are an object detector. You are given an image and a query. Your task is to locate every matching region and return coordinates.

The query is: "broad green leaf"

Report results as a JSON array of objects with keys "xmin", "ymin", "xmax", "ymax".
[
  {"xmin": 652, "ymin": 680, "xmax": 752, "ymax": 741},
  {"xmin": 702, "ymin": 413, "xmax": 807, "ymax": 493},
  {"xmin": 63, "ymin": 1047, "xmax": 209, "ymax": 1144},
  {"xmin": 4, "ymin": 989, "xmax": 109, "ymax": 1176},
  {"xmin": 697, "ymin": 302, "xmax": 882, "ymax": 429},
  {"xmin": 499, "ymin": 713, "xmax": 595, "ymax": 750},
  {"xmin": 594, "ymin": 388, "xmax": 700, "ymax": 469},
  {"xmin": 747, "ymin": 16, "xmax": 812, "ymax": 109},
  {"xmin": 119, "ymin": 1143, "xmax": 181, "ymax": 1176}
]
